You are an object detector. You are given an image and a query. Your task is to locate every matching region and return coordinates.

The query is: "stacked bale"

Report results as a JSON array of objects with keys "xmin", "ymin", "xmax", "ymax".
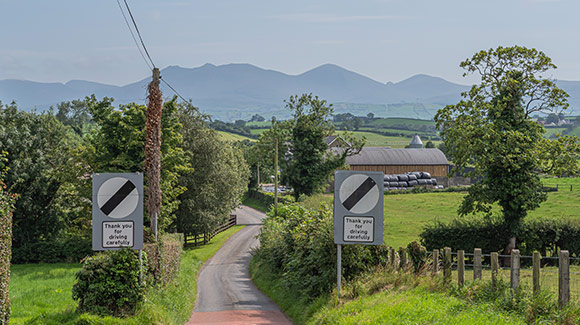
[{"xmin": 383, "ymin": 172, "xmax": 439, "ymax": 191}]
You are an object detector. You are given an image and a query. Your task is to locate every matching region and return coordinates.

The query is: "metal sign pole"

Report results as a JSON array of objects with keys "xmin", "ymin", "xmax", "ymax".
[{"xmin": 337, "ymin": 244, "xmax": 342, "ymax": 299}]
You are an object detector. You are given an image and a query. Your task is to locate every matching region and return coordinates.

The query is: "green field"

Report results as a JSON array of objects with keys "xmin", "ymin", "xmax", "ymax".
[
  {"xmin": 9, "ymin": 226, "xmax": 244, "ymax": 324},
  {"xmin": 337, "ymin": 131, "xmax": 414, "ymax": 148},
  {"xmin": 216, "ymin": 131, "xmax": 255, "ymax": 142},
  {"xmin": 368, "ymin": 117, "xmax": 436, "ymax": 127},
  {"xmin": 300, "ymin": 178, "xmax": 580, "ymax": 249},
  {"xmin": 250, "ymin": 129, "xmax": 265, "ymax": 136},
  {"xmin": 543, "ymin": 127, "xmax": 567, "ymax": 138}
]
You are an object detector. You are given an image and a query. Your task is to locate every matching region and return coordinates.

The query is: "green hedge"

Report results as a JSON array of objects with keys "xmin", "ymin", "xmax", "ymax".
[
  {"xmin": 143, "ymin": 233, "xmax": 183, "ymax": 285},
  {"xmin": 255, "ymin": 204, "xmax": 388, "ymax": 298},
  {"xmin": 72, "ymin": 248, "xmax": 146, "ymax": 317},
  {"xmin": 248, "ymin": 190, "xmax": 295, "ymax": 207},
  {"xmin": 420, "ymin": 216, "xmax": 580, "ymax": 257},
  {"xmin": 0, "ymin": 180, "xmax": 16, "ymax": 324},
  {"xmin": 11, "ymin": 237, "xmax": 93, "ymax": 264}
]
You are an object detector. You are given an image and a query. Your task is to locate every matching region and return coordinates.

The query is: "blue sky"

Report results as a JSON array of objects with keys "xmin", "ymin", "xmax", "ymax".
[{"xmin": 1, "ymin": 0, "xmax": 578, "ymax": 86}]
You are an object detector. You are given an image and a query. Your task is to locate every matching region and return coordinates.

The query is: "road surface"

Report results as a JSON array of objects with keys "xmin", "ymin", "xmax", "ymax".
[{"xmin": 187, "ymin": 205, "xmax": 292, "ymax": 324}]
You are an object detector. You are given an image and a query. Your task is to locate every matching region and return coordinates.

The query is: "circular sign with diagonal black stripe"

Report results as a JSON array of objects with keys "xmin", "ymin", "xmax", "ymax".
[
  {"xmin": 339, "ymin": 174, "xmax": 380, "ymax": 214},
  {"xmin": 334, "ymin": 170, "xmax": 383, "ymax": 246},
  {"xmin": 93, "ymin": 173, "xmax": 143, "ymax": 251},
  {"xmin": 97, "ymin": 177, "xmax": 139, "ymax": 219}
]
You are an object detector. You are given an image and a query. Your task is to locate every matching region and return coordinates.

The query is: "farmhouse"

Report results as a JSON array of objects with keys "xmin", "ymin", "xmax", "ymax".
[{"xmin": 345, "ymin": 147, "xmax": 450, "ymax": 177}]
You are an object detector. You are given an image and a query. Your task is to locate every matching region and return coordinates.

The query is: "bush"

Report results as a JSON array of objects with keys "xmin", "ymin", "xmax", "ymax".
[
  {"xmin": 72, "ymin": 248, "xmax": 146, "ymax": 317},
  {"xmin": 143, "ymin": 233, "xmax": 183, "ymax": 285},
  {"xmin": 11, "ymin": 237, "xmax": 93, "ymax": 264},
  {"xmin": 248, "ymin": 190, "xmax": 295, "ymax": 207},
  {"xmin": 255, "ymin": 203, "xmax": 387, "ymax": 298},
  {"xmin": 0, "ymin": 178, "xmax": 16, "ymax": 324},
  {"xmin": 406, "ymin": 241, "xmax": 427, "ymax": 273},
  {"xmin": 420, "ymin": 216, "xmax": 580, "ymax": 257}
]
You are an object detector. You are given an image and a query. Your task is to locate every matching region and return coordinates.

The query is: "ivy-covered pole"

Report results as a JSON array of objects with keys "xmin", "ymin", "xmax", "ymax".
[
  {"xmin": 1, "ymin": 163, "xmax": 17, "ymax": 324},
  {"xmin": 145, "ymin": 68, "xmax": 162, "ymax": 241}
]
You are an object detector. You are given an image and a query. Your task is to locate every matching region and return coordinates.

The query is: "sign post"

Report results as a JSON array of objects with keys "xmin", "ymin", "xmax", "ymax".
[
  {"xmin": 334, "ymin": 170, "xmax": 384, "ymax": 298},
  {"xmin": 92, "ymin": 173, "xmax": 144, "ymax": 251}
]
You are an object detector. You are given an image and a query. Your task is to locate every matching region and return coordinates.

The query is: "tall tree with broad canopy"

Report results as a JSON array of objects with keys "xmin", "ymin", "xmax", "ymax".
[
  {"xmin": 435, "ymin": 46, "xmax": 580, "ymax": 250},
  {"xmin": 285, "ymin": 94, "xmax": 364, "ymax": 199}
]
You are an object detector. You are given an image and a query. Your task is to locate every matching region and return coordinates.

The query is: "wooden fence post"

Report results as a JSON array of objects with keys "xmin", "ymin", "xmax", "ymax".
[
  {"xmin": 474, "ymin": 248, "xmax": 482, "ymax": 280},
  {"xmin": 533, "ymin": 251, "xmax": 541, "ymax": 296},
  {"xmin": 510, "ymin": 249, "xmax": 520, "ymax": 290},
  {"xmin": 458, "ymin": 250, "xmax": 465, "ymax": 286},
  {"xmin": 559, "ymin": 250, "xmax": 570, "ymax": 308},
  {"xmin": 389, "ymin": 247, "xmax": 396, "ymax": 269},
  {"xmin": 399, "ymin": 247, "xmax": 406, "ymax": 270},
  {"xmin": 432, "ymin": 249, "xmax": 439, "ymax": 275},
  {"xmin": 444, "ymin": 247, "xmax": 451, "ymax": 283},
  {"xmin": 491, "ymin": 252, "xmax": 499, "ymax": 288}
]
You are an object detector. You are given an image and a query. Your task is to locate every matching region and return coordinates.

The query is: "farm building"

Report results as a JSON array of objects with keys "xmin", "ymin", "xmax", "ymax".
[{"xmin": 345, "ymin": 147, "xmax": 450, "ymax": 177}]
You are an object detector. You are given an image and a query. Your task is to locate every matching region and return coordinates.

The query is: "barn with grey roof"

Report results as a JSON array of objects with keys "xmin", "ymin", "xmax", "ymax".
[{"xmin": 345, "ymin": 147, "xmax": 450, "ymax": 177}]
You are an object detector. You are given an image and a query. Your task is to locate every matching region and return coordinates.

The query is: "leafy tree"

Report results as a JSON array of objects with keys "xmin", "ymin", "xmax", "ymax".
[
  {"xmin": 366, "ymin": 112, "xmax": 375, "ymax": 119},
  {"xmin": 175, "ymin": 103, "xmax": 249, "ymax": 236},
  {"xmin": 0, "ymin": 151, "xmax": 16, "ymax": 324},
  {"xmin": 425, "ymin": 140, "xmax": 435, "ymax": 148},
  {"xmin": 0, "ymin": 102, "xmax": 77, "ymax": 249},
  {"xmin": 285, "ymin": 94, "xmax": 364, "ymax": 199},
  {"xmin": 251, "ymin": 120, "xmax": 292, "ymax": 187},
  {"xmin": 435, "ymin": 46, "xmax": 580, "ymax": 248},
  {"xmin": 545, "ymin": 113, "xmax": 559, "ymax": 124},
  {"xmin": 249, "ymin": 114, "xmax": 265, "ymax": 122},
  {"xmin": 53, "ymin": 96, "xmax": 97, "ymax": 136}
]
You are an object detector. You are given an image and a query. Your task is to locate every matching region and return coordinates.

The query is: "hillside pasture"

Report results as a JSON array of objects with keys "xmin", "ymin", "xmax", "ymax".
[
  {"xmin": 300, "ymin": 177, "xmax": 580, "ymax": 249},
  {"xmin": 217, "ymin": 131, "xmax": 255, "ymax": 142}
]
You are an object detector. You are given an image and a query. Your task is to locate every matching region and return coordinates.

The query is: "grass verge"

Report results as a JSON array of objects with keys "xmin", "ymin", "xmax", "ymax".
[
  {"xmin": 10, "ymin": 226, "xmax": 244, "ymax": 324},
  {"xmin": 250, "ymin": 259, "xmax": 531, "ymax": 324}
]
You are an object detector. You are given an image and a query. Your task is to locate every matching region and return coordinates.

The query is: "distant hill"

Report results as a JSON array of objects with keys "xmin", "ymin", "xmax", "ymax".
[{"xmin": 2, "ymin": 63, "xmax": 580, "ymax": 121}]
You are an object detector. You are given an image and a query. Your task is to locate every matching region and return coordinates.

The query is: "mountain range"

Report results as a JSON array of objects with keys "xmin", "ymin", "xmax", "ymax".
[{"xmin": 2, "ymin": 63, "xmax": 580, "ymax": 121}]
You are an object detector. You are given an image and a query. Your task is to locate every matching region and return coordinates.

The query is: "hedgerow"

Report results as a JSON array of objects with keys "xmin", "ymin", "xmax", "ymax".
[{"xmin": 255, "ymin": 203, "xmax": 388, "ymax": 298}]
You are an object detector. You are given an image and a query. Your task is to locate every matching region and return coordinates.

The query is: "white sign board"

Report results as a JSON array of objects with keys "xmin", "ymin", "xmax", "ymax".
[
  {"xmin": 334, "ymin": 170, "xmax": 384, "ymax": 245},
  {"xmin": 92, "ymin": 173, "xmax": 143, "ymax": 250},
  {"xmin": 343, "ymin": 216, "xmax": 374, "ymax": 242}
]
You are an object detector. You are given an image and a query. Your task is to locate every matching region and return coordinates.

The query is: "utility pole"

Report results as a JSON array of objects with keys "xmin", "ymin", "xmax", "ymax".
[
  {"xmin": 145, "ymin": 67, "xmax": 162, "ymax": 241},
  {"xmin": 274, "ymin": 138, "xmax": 278, "ymax": 217}
]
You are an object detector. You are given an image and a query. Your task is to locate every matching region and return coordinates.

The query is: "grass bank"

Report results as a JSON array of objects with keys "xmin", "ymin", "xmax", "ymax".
[
  {"xmin": 10, "ymin": 226, "xmax": 244, "ymax": 324},
  {"xmin": 250, "ymin": 259, "xmax": 533, "ymax": 324}
]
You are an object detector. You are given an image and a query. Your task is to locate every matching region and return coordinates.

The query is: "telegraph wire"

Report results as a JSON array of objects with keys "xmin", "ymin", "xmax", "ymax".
[
  {"xmin": 122, "ymin": 0, "xmax": 156, "ymax": 69},
  {"xmin": 160, "ymin": 77, "xmax": 191, "ymax": 105},
  {"xmin": 116, "ymin": 0, "xmax": 192, "ymax": 104},
  {"xmin": 116, "ymin": 0, "xmax": 152, "ymax": 70}
]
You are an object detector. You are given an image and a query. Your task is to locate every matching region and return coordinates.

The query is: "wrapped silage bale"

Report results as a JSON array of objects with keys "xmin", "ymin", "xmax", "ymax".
[
  {"xmin": 408, "ymin": 174, "xmax": 418, "ymax": 181},
  {"xmin": 417, "ymin": 179, "xmax": 428, "ymax": 185},
  {"xmin": 397, "ymin": 174, "xmax": 409, "ymax": 182},
  {"xmin": 408, "ymin": 180, "xmax": 418, "ymax": 187},
  {"xmin": 389, "ymin": 182, "xmax": 399, "ymax": 187},
  {"xmin": 431, "ymin": 178, "xmax": 438, "ymax": 185},
  {"xmin": 421, "ymin": 172, "xmax": 432, "ymax": 179}
]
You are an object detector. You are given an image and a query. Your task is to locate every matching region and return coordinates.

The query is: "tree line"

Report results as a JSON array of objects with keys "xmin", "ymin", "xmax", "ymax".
[{"xmin": 0, "ymin": 96, "xmax": 249, "ymax": 263}]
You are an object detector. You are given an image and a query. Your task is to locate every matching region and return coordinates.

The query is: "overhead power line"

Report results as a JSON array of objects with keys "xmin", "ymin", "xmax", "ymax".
[
  {"xmin": 116, "ymin": 0, "xmax": 152, "ymax": 70},
  {"xmin": 116, "ymin": 0, "xmax": 192, "ymax": 104},
  {"xmin": 122, "ymin": 0, "xmax": 156, "ymax": 69}
]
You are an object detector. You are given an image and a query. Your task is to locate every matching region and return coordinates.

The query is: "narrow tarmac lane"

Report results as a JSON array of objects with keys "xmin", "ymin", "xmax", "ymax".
[{"xmin": 187, "ymin": 206, "xmax": 292, "ymax": 324}]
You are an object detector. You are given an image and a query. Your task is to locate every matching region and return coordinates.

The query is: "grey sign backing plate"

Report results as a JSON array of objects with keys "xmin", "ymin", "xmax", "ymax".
[
  {"xmin": 92, "ymin": 173, "xmax": 143, "ymax": 250},
  {"xmin": 334, "ymin": 170, "xmax": 384, "ymax": 245}
]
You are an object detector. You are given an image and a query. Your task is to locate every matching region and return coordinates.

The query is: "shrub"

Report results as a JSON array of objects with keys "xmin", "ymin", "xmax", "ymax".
[
  {"xmin": 143, "ymin": 233, "xmax": 183, "ymax": 285},
  {"xmin": 406, "ymin": 241, "xmax": 427, "ymax": 273},
  {"xmin": 255, "ymin": 203, "xmax": 388, "ymax": 298},
  {"xmin": 11, "ymin": 237, "xmax": 93, "ymax": 264},
  {"xmin": 72, "ymin": 248, "xmax": 146, "ymax": 317},
  {"xmin": 0, "ymin": 178, "xmax": 16, "ymax": 324},
  {"xmin": 247, "ymin": 190, "xmax": 295, "ymax": 207}
]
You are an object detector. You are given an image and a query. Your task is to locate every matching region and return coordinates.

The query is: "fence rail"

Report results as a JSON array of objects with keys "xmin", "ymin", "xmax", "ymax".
[
  {"xmin": 385, "ymin": 246, "xmax": 579, "ymax": 309},
  {"xmin": 183, "ymin": 214, "xmax": 237, "ymax": 247}
]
